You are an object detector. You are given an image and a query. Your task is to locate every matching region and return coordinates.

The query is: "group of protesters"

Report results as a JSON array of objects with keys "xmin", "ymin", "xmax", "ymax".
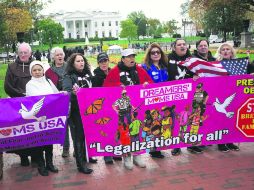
[{"xmin": 0, "ymin": 38, "xmax": 253, "ymax": 179}]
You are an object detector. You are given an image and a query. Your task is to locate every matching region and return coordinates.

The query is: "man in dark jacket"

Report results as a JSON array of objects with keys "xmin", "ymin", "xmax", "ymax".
[
  {"xmin": 192, "ymin": 39, "xmax": 215, "ymax": 61},
  {"xmin": 167, "ymin": 39, "xmax": 203, "ymax": 156},
  {"xmin": 4, "ymin": 42, "xmax": 33, "ymax": 166}
]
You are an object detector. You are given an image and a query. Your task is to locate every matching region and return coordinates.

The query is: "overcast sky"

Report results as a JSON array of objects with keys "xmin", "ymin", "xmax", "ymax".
[{"xmin": 42, "ymin": 0, "xmax": 186, "ymax": 23}]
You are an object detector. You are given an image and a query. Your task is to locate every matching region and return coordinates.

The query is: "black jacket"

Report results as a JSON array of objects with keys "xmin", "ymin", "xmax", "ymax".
[
  {"xmin": 192, "ymin": 50, "xmax": 216, "ymax": 61},
  {"xmin": 62, "ymin": 71, "xmax": 92, "ymax": 112},
  {"xmin": 92, "ymin": 67, "xmax": 110, "ymax": 87},
  {"xmin": 167, "ymin": 51, "xmax": 194, "ymax": 81},
  {"xmin": 4, "ymin": 57, "xmax": 32, "ymax": 97},
  {"xmin": 247, "ymin": 62, "xmax": 254, "ymax": 74}
]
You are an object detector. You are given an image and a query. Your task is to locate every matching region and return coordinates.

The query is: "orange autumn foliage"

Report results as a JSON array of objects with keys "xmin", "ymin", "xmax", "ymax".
[{"xmin": 5, "ymin": 8, "xmax": 32, "ymax": 40}]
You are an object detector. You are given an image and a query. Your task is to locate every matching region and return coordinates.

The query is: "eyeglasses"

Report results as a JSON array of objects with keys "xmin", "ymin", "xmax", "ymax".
[
  {"xmin": 150, "ymin": 51, "xmax": 161, "ymax": 55},
  {"xmin": 18, "ymin": 51, "xmax": 29, "ymax": 55}
]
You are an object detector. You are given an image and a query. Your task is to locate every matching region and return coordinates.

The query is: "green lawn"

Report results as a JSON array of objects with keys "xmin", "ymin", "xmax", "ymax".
[
  {"xmin": 32, "ymin": 36, "xmax": 204, "ymax": 51},
  {"xmin": 0, "ymin": 64, "xmax": 7, "ymax": 98}
]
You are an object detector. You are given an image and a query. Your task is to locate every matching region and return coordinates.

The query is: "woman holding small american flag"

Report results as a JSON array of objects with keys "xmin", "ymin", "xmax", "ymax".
[{"xmin": 215, "ymin": 43, "xmax": 240, "ymax": 152}]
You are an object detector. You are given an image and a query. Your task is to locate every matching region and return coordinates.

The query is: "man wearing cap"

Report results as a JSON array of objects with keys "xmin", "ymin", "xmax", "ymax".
[{"xmin": 103, "ymin": 49, "xmax": 153, "ymax": 170}]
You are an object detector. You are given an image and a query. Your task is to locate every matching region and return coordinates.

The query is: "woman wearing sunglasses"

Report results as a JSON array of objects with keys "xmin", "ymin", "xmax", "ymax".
[
  {"xmin": 142, "ymin": 43, "xmax": 169, "ymax": 83},
  {"xmin": 142, "ymin": 43, "xmax": 169, "ymax": 159}
]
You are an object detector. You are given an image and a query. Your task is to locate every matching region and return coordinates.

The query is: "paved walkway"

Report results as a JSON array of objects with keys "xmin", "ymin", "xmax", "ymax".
[{"xmin": 0, "ymin": 142, "xmax": 254, "ymax": 190}]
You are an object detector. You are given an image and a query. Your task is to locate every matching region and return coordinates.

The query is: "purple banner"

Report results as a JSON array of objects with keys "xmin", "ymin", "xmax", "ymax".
[
  {"xmin": 77, "ymin": 75, "xmax": 254, "ymax": 157},
  {"xmin": 0, "ymin": 93, "xmax": 69, "ymax": 152}
]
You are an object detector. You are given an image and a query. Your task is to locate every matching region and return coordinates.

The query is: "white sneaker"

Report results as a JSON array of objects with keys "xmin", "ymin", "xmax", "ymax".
[
  {"xmin": 123, "ymin": 156, "xmax": 133, "ymax": 170},
  {"xmin": 133, "ymin": 155, "xmax": 146, "ymax": 168}
]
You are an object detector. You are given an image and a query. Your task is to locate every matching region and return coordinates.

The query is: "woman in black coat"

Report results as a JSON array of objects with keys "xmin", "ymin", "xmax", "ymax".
[{"xmin": 62, "ymin": 53, "xmax": 93, "ymax": 174}]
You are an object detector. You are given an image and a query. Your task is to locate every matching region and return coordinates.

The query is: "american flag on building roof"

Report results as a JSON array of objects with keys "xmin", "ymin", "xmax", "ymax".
[{"xmin": 179, "ymin": 57, "xmax": 249, "ymax": 77}]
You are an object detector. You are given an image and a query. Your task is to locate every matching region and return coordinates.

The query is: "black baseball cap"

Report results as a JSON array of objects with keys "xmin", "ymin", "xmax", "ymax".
[{"xmin": 97, "ymin": 52, "xmax": 109, "ymax": 63}]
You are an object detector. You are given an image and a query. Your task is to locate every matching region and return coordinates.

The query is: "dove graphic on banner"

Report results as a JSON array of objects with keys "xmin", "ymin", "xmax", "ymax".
[
  {"xmin": 19, "ymin": 97, "xmax": 46, "ymax": 122},
  {"xmin": 213, "ymin": 93, "xmax": 236, "ymax": 118}
]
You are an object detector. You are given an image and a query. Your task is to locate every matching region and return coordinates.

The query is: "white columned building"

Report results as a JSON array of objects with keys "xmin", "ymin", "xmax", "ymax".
[{"xmin": 48, "ymin": 11, "xmax": 121, "ymax": 39}]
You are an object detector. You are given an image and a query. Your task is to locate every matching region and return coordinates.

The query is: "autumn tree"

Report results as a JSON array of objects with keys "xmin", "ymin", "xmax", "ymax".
[
  {"xmin": 0, "ymin": 0, "xmax": 50, "ymax": 53},
  {"xmin": 188, "ymin": 0, "xmax": 253, "ymax": 40},
  {"xmin": 0, "ymin": 4, "xmax": 32, "ymax": 56}
]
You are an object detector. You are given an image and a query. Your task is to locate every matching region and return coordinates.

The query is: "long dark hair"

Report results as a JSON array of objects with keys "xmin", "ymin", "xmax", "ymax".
[
  {"xmin": 65, "ymin": 53, "xmax": 91, "ymax": 75},
  {"xmin": 143, "ymin": 43, "xmax": 168, "ymax": 69}
]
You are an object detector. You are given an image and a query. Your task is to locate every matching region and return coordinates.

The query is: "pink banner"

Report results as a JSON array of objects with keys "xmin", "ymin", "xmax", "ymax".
[{"xmin": 77, "ymin": 75, "xmax": 254, "ymax": 157}]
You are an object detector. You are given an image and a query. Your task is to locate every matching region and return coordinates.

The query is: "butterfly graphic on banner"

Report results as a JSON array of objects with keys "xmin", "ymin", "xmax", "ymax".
[
  {"xmin": 99, "ymin": 130, "xmax": 108, "ymax": 137},
  {"xmin": 95, "ymin": 117, "xmax": 111, "ymax": 125},
  {"xmin": 85, "ymin": 98, "xmax": 105, "ymax": 115}
]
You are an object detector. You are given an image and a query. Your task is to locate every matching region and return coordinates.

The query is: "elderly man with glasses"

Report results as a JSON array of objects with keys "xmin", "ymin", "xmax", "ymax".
[{"xmin": 4, "ymin": 42, "xmax": 35, "ymax": 168}]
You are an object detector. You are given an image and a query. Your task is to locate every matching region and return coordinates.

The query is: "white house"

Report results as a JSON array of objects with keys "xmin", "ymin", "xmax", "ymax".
[{"xmin": 48, "ymin": 11, "xmax": 121, "ymax": 39}]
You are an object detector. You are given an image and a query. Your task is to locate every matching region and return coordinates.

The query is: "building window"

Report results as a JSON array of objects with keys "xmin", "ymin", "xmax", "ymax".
[
  {"xmin": 102, "ymin": 21, "xmax": 104, "ymax": 27},
  {"xmin": 115, "ymin": 21, "xmax": 118, "ymax": 26},
  {"xmin": 109, "ymin": 21, "xmax": 111, "ymax": 26},
  {"xmin": 95, "ymin": 22, "xmax": 97, "ymax": 27},
  {"xmin": 116, "ymin": 30, "xmax": 118, "ymax": 36},
  {"xmin": 84, "ymin": 22, "xmax": 87, "ymax": 28},
  {"xmin": 67, "ymin": 23, "xmax": 70, "ymax": 29},
  {"xmin": 76, "ymin": 23, "xmax": 79, "ymax": 28},
  {"xmin": 95, "ymin": 31, "xmax": 98, "ymax": 37},
  {"xmin": 102, "ymin": 31, "xmax": 105, "ymax": 37},
  {"xmin": 109, "ymin": 31, "xmax": 112, "ymax": 37}
]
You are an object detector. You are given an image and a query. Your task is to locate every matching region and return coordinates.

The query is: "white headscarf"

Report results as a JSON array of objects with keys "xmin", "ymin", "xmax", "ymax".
[
  {"xmin": 29, "ymin": 60, "xmax": 45, "ymax": 75},
  {"xmin": 26, "ymin": 61, "xmax": 59, "ymax": 96}
]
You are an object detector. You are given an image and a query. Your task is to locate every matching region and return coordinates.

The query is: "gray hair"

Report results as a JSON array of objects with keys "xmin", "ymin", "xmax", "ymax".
[
  {"xmin": 18, "ymin": 42, "xmax": 32, "ymax": 53},
  {"xmin": 50, "ymin": 47, "xmax": 65, "ymax": 63}
]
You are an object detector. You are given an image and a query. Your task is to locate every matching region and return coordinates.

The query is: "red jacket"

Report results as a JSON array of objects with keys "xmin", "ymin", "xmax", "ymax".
[
  {"xmin": 103, "ymin": 64, "xmax": 153, "ymax": 87},
  {"xmin": 45, "ymin": 68, "xmax": 59, "ymax": 86}
]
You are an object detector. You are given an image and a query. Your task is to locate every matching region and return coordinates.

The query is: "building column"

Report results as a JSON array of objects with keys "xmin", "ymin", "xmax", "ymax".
[
  {"xmin": 89, "ymin": 20, "xmax": 93, "ymax": 38},
  {"xmin": 73, "ymin": 20, "xmax": 76, "ymax": 39},
  {"xmin": 81, "ymin": 20, "xmax": 85, "ymax": 38},
  {"xmin": 64, "ymin": 21, "xmax": 68, "ymax": 38}
]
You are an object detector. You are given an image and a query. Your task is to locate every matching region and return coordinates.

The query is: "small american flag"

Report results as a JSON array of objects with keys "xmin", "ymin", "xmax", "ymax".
[
  {"xmin": 179, "ymin": 57, "xmax": 249, "ymax": 77},
  {"xmin": 220, "ymin": 58, "xmax": 248, "ymax": 75}
]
